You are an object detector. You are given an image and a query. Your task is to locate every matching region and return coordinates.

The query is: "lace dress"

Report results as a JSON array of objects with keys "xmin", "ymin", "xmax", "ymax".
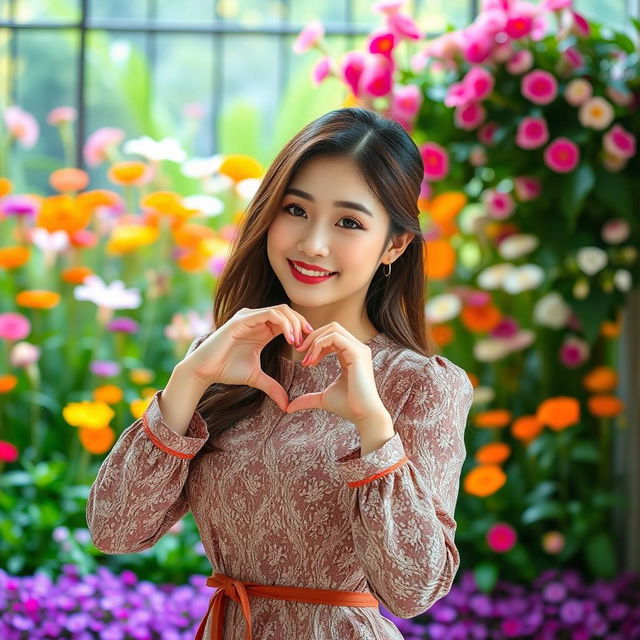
[{"xmin": 86, "ymin": 331, "xmax": 474, "ymax": 639}]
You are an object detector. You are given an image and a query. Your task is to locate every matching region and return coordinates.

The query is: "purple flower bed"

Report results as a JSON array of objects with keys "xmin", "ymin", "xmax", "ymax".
[{"xmin": 1, "ymin": 565, "xmax": 639, "ymax": 639}]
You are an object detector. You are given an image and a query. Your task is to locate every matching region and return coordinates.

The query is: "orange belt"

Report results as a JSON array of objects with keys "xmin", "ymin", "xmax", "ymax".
[{"xmin": 194, "ymin": 571, "xmax": 380, "ymax": 640}]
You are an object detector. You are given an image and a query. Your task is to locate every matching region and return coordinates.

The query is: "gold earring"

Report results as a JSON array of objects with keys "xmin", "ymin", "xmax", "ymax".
[{"xmin": 383, "ymin": 261, "xmax": 391, "ymax": 277}]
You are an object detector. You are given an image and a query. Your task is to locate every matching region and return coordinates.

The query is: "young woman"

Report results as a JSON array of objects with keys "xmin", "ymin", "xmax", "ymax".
[{"xmin": 87, "ymin": 107, "xmax": 474, "ymax": 640}]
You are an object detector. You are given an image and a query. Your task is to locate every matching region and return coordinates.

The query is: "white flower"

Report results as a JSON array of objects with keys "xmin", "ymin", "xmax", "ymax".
[
  {"xmin": 473, "ymin": 337, "xmax": 511, "ymax": 362},
  {"xmin": 182, "ymin": 195, "xmax": 225, "ymax": 218},
  {"xmin": 181, "ymin": 155, "xmax": 224, "ymax": 179},
  {"xmin": 236, "ymin": 177, "xmax": 262, "ymax": 202},
  {"xmin": 573, "ymin": 277, "xmax": 590, "ymax": 299},
  {"xmin": 576, "ymin": 246, "xmax": 608, "ymax": 275},
  {"xmin": 203, "ymin": 173, "xmax": 235, "ymax": 194},
  {"xmin": 471, "ymin": 386, "xmax": 495, "ymax": 405},
  {"xmin": 477, "ymin": 263, "xmax": 515, "ymax": 289},
  {"xmin": 123, "ymin": 136, "xmax": 187, "ymax": 162},
  {"xmin": 564, "ymin": 78, "xmax": 592, "ymax": 106},
  {"xmin": 533, "ymin": 292, "xmax": 572, "ymax": 328},
  {"xmin": 74, "ymin": 274, "xmax": 141, "ymax": 309},
  {"xmin": 498, "ymin": 233, "xmax": 539, "ymax": 260},
  {"xmin": 31, "ymin": 227, "xmax": 70, "ymax": 253},
  {"xmin": 425, "ymin": 293, "xmax": 462, "ymax": 324},
  {"xmin": 503, "ymin": 264, "xmax": 545, "ymax": 293},
  {"xmin": 613, "ymin": 269, "xmax": 632, "ymax": 292},
  {"xmin": 578, "ymin": 96, "xmax": 614, "ymax": 130},
  {"xmin": 601, "ymin": 219, "xmax": 630, "ymax": 245}
]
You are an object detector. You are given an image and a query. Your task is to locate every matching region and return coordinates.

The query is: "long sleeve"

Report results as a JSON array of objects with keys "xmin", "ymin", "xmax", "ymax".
[
  {"xmin": 86, "ymin": 334, "xmax": 210, "ymax": 554},
  {"xmin": 335, "ymin": 355, "xmax": 473, "ymax": 618}
]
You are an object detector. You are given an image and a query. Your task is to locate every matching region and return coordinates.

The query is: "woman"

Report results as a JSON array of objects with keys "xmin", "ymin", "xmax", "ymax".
[{"xmin": 86, "ymin": 107, "xmax": 474, "ymax": 640}]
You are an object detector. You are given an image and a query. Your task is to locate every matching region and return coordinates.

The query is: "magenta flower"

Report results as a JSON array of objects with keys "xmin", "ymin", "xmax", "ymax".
[
  {"xmin": 514, "ymin": 176, "xmax": 542, "ymax": 201},
  {"xmin": 368, "ymin": 29, "xmax": 396, "ymax": 59},
  {"xmin": 487, "ymin": 522, "xmax": 517, "ymax": 553},
  {"xmin": 570, "ymin": 10, "xmax": 590, "ymax": 37},
  {"xmin": 341, "ymin": 51, "xmax": 366, "ymax": 97},
  {"xmin": 0, "ymin": 441, "xmax": 19, "ymax": 463},
  {"xmin": 560, "ymin": 335, "xmax": 590, "ymax": 367},
  {"xmin": 490, "ymin": 317, "xmax": 519, "ymax": 338},
  {"xmin": 521, "ymin": 69, "xmax": 558, "ymax": 104},
  {"xmin": 0, "ymin": 194, "xmax": 39, "ymax": 218},
  {"xmin": 389, "ymin": 83, "xmax": 422, "ymax": 121},
  {"xmin": 454, "ymin": 102, "xmax": 486, "ymax": 130},
  {"xmin": 506, "ymin": 49, "xmax": 533, "ymax": 74},
  {"xmin": 421, "ymin": 142, "xmax": 449, "ymax": 181},
  {"xmin": 458, "ymin": 27, "xmax": 492, "ymax": 64},
  {"xmin": 477, "ymin": 121, "xmax": 499, "ymax": 145},
  {"xmin": 90, "ymin": 360, "xmax": 121, "ymax": 377},
  {"xmin": 516, "ymin": 116, "xmax": 549, "ymax": 149},
  {"xmin": 83, "ymin": 127, "xmax": 125, "ymax": 167},
  {"xmin": 106, "ymin": 316, "xmax": 139, "ymax": 334},
  {"xmin": 359, "ymin": 54, "xmax": 394, "ymax": 97},
  {"xmin": 312, "ymin": 57, "xmax": 331, "ymax": 86},
  {"xmin": 3, "ymin": 105, "xmax": 39, "ymax": 149},
  {"xmin": 462, "ymin": 65, "xmax": 495, "ymax": 101},
  {"xmin": 561, "ymin": 46, "xmax": 584, "ymax": 70},
  {"xmin": 0, "ymin": 312, "xmax": 31, "ymax": 341},
  {"xmin": 505, "ymin": 14, "xmax": 533, "ymax": 38},
  {"xmin": 603, "ymin": 124, "xmax": 636, "ymax": 159},
  {"xmin": 482, "ymin": 188, "xmax": 515, "ymax": 219},
  {"xmin": 292, "ymin": 20, "xmax": 324, "ymax": 54},
  {"xmin": 544, "ymin": 137, "xmax": 580, "ymax": 172}
]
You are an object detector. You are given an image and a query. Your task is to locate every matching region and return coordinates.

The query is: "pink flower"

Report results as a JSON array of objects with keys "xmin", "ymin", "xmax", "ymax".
[
  {"xmin": 463, "ymin": 65, "xmax": 495, "ymax": 101},
  {"xmin": 482, "ymin": 188, "xmax": 515, "ymax": 219},
  {"xmin": 542, "ymin": 531, "xmax": 565, "ymax": 554},
  {"xmin": 0, "ymin": 312, "xmax": 31, "ymax": 341},
  {"xmin": 570, "ymin": 11, "xmax": 590, "ymax": 37},
  {"xmin": 292, "ymin": 20, "xmax": 324, "ymax": 54},
  {"xmin": 368, "ymin": 29, "xmax": 396, "ymax": 59},
  {"xmin": 541, "ymin": 0, "xmax": 572, "ymax": 10},
  {"xmin": 0, "ymin": 441, "xmax": 19, "ymax": 464},
  {"xmin": 491, "ymin": 40, "xmax": 513, "ymax": 63},
  {"xmin": 560, "ymin": 334, "xmax": 590, "ymax": 367},
  {"xmin": 506, "ymin": 49, "xmax": 534, "ymax": 74},
  {"xmin": 47, "ymin": 106, "xmax": 77, "ymax": 126},
  {"xmin": 605, "ymin": 85, "xmax": 633, "ymax": 107},
  {"xmin": 469, "ymin": 145, "xmax": 488, "ymax": 167},
  {"xmin": 389, "ymin": 83, "xmax": 422, "ymax": 120},
  {"xmin": 458, "ymin": 27, "xmax": 492, "ymax": 64},
  {"xmin": 603, "ymin": 124, "xmax": 636, "ymax": 159},
  {"xmin": 372, "ymin": 0, "xmax": 403, "ymax": 14},
  {"xmin": 487, "ymin": 523, "xmax": 517, "ymax": 553},
  {"xmin": 340, "ymin": 51, "xmax": 366, "ymax": 97},
  {"xmin": 421, "ymin": 142, "xmax": 449, "ymax": 181},
  {"xmin": 83, "ymin": 127, "xmax": 125, "ymax": 167},
  {"xmin": 3, "ymin": 105, "xmax": 39, "ymax": 149},
  {"xmin": 422, "ymin": 31, "xmax": 461, "ymax": 61},
  {"xmin": 506, "ymin": 14, "xmax": 533, "ymax": 38},
  {"xmin": 521, "ymin": 69, "xmax": 558, "ymax": 104},
  {"xmin": 444, "ymin": 81, "xmax": 471, "ymax": 108},
  {"xmin": 388, "ymin": 12, "xmax": 423, "ymax": 41},
  {"xmin": 601, "ymin": 219, "xmax": 630, "ymax": 245},
  {"xmin": 359, "ymin": 54, "xmax": 394, "ymax": 97},
  {"xmin": 478, "ymin": 121, "xmax": 499, "ymax": 145},
  {"xmin": 561, "ymin": 46, "xmax": 584, "ymax": 70},
  {"xmin": 311, "ymin": 57, "xmax": 331, "ymax": 86},
  {"xmin": 544, "ymin": 137, "xmax": 580, "ymax": 172},
  {"xmin": 454, "ymin": 102, "xmax": 486, "ymax": 130},
  {"xmin": 514, "ymin": 175, "xmax": 542, "ymax": 201},
  {"xmin": 516, "ymin": 116, "xmax": 549, "ymax": 149}
]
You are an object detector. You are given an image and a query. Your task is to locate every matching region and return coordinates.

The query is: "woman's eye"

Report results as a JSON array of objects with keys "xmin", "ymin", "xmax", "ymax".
[{"xmin": 282, "ymin": 204, "xmax": 364, "ymax": 230}]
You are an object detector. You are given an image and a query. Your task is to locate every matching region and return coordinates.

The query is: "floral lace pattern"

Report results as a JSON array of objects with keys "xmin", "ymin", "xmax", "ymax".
[{"xmin": 87, "ymin": 332, "xmax": 473, "ymax": 639}]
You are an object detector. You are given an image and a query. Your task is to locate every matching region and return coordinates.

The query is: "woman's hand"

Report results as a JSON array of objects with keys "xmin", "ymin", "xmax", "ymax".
[{"xmin": 285, "ymin": 322, "xmax": 388, "ymax": 425}]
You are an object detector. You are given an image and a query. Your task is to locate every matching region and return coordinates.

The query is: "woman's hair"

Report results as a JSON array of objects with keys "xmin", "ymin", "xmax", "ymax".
[{"xmin": 192, "ymin": 106, "xmax": 438, "ymax": 457}]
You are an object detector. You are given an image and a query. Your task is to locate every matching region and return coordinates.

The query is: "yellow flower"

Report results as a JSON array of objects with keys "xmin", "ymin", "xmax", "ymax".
[{"xmin": 63, "ymin": 401, "xmax": 115, "ymax": 429}]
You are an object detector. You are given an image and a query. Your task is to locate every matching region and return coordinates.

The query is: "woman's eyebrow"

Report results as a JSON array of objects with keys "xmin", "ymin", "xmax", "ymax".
[{"xmin": 283, "ymin": 187, "xmax": 373, "ymax": 217}]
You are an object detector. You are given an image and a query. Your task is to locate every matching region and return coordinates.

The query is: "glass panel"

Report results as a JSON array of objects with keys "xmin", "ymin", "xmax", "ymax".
[
  {"xmin": 574, "ymin": 0, "xmax": 628, "ymax": 30},
  {"xmin": 216, "ymin": 0, "xmax": 287, "ymax": 26},
  {"xmin": 88, "ymin": 0, "xmax": 148, "ymax": 21},
  {"xmin": 6, "ymin": 28, "xmax": 79, "ymax": 192},
  {"xmin": 417, "ymin": 0, "xmax": 473, "ymax": 32},
  {"xmin": 290, "ymin": 0, "xmax": 348, "ymax": 26},
  {"xmin": 8, "ymin": 0, "xmax": 80, "ymax": 23},
  {"xmin": 156, "ymin": 0, "xmax": 215, "ymax": 23},
  {"xmin": 154, "ymin": 32, "xmax": 214, "ymax": 157}
]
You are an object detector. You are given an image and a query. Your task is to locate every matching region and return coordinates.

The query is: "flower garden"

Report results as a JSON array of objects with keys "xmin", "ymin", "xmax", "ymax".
[{"xmin": 1, "ymin": 0, "xmax": 640, "ymax": 637}]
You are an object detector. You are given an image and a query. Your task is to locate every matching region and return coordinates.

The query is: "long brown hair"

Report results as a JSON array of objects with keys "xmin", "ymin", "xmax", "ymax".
[{"xmin": 192, "ymin": 107, "xmax": 438, "ymax": 457}]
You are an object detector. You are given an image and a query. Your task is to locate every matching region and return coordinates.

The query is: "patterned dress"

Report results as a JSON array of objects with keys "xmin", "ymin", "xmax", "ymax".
[{"xmin": 86, "ymin": 331, "xmax": 474, "ymax": 639}]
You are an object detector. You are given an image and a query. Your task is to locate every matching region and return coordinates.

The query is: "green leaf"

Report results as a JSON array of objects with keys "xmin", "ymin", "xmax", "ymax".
[
  {"xmin": 473, "ymin": 562, "xmax": 499, "ymax": 592},
  {"xmin": 569, "ymin": 441, "xmax": 600, "ymax": 463},
  {"xmin": 585, "ymin": 531, "xmax": 617, "ymax": 578},
  {"xmin": 594, "ymin": 168, "xmax": 634, "ymax": 220},
  {"xmin": 561, "ymin": 163, "xmax": 594, "ymax": 232},
  {"xmin": 521, "ymin": 500, "xmax": 564, "ymax": 524},
  {"xmin": 525, "ymin": 481, "xmax": 557, "ymax": 503}
]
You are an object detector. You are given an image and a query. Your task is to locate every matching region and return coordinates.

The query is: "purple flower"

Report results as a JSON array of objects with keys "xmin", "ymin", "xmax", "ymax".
[
  {"xmin": 542, "ymin": 581, "xmax": 567, "ymax": 602},
  {"xmin": 106, "ymin": 316, "xmax": 140, "ymax": 334},
  {"xmin": 560, "ymin": 599, "xmax": 585, "ymax": 624},
  {"xmin": 90, "ymin": 360, "xmax": 121, "ymax": 377}
]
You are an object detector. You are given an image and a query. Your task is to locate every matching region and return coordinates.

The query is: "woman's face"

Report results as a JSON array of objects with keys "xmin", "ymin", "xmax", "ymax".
[{"xmin": 266, "ymin": 155, "xmax": 393, "ymax": 333}]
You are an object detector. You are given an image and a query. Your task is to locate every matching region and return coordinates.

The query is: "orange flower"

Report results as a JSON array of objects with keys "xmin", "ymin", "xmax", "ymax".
[
  {"xmin": 536, "ymin": 396, "xmax": 580, "ymax": 431},
  {"xmin": 173, "ymin": 223, "xmax": 216, "ymax": 249},
  {"xmin": 475, "ymin": 442, "xmax": 511, "ymax": 464},
  {"xmin": 425, "ymin": 191, "xmax": 467, "ymax": 223},
  {"xmin": 79, "ymin": 425, "xmax": 116, "ymax": 454},
  {"xmin": 76, "ymin": 189, "xmax": 122, "ymax": 214},
  {"xmin": 433, "ymin": 218, "xmax": 459, "ymax": 239},
  {"xmin": 36, "ymin": 194, "xmax": 92, "ymax": 233},
  {"xmin": 141, "ymin": 191, "xmax": 195, "ymax": 225},
  {"xmin": 0, "ymin": 177, "xmax": 12, "ymax": 197},
  {"xmin": 49, "ymin": 168, "xmax": 90, "ymax": 193},
  {"xmin": 600, "ymin": 316, "xmax": 622, "ymax": 338},
  {"xmin": 587, "ymin": 395, "xmax": 624, "ymax": 418},
  {"xmin": 0, "ymin": 374, "xmax": 18, "ymax": 393},
  {"xmin": 466, "ymin": 371, "xmax": 479, "ymax": 389},
  {"xmin": 177, "ymin": 248, "xmax": 210, "ymax": 272},
  {"xmin": 424, "ymin": 239, "xmax": 456, "ymax": 280},
  {"xmin": 430, "ymin": 324, "xmax": 454, "ymax": 347},
  {"xmin": 511, "ymin": 415, "xmax": 543, "ymax": 443},
  {"xmin": 16, "ymin": 290, "xmax": 61, "ymax": 309},
  {"xmin": 583, "ymin": 366, "xmax": 618, "ymax": 393},
  {"xmin": 218, "ymin": 154, "xmax": 264, "ymax": 182},
  {"xmin": 463, "ymin": 464, "xmax": 507, "ymax": 497},
  {"xmin": 61, "ymin": 266, "xmax": 94, "ymax": 284},
  {"xmin": 461, "ymin": 303, "xmax": 502, "ymax": 333},
  {"xmin": 0, "ymin": 246, "xmax": 30, "ymax": 269},
  {"xmin": 474, "ymin": 409, "xmax": 512, "ymax": 428},
  {"xmin": 93, "ymin": 385, "xmax": 124, "ymax": 404},
  {"xmin": 108, "ymin": 161, "xmax": 152, "ymax": 186}
]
